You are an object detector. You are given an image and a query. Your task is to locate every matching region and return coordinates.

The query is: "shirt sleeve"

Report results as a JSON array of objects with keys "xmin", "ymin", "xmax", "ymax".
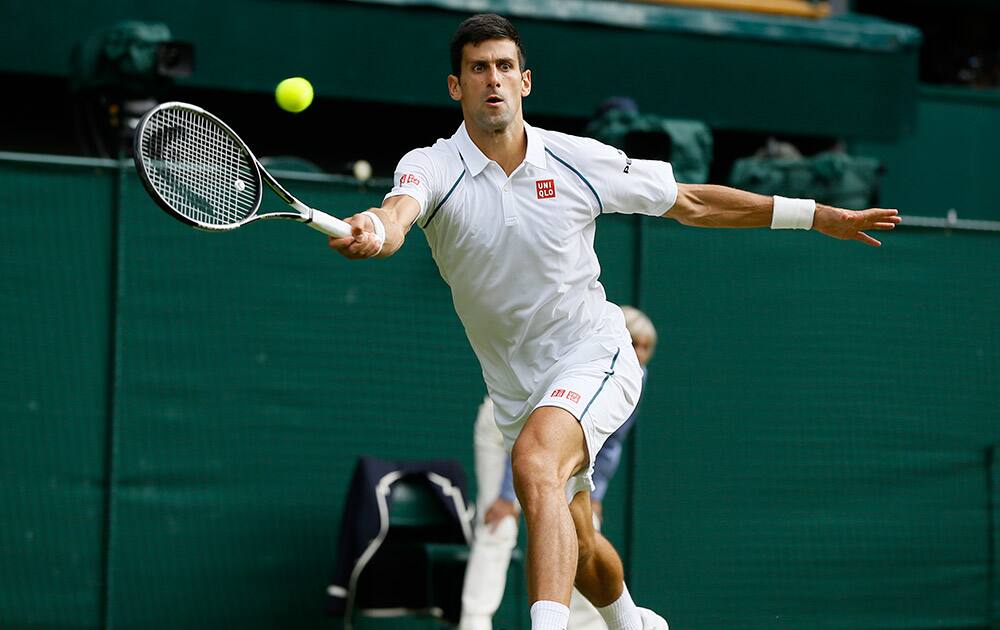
[
  {"xmin": 572, "ymin": 137, "xmax": 678, "ymax": 217},
  {"xmin": 383, "ymin": 148, "xmax": 444, "ymax": 225}
]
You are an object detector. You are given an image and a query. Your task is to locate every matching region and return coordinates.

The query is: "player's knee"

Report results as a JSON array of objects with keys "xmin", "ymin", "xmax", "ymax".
[{"xmin": 509, "ymin": 445, "xmax": 560, "ymax": 501}]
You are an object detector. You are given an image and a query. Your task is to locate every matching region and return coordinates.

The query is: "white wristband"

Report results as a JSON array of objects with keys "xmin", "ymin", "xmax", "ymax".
[
  {"xmin": 771, "ymin": 196, "xmax": 816, "ymax": 230},
  {"xmin": 360, "ymin": 210, "xmax": 386, "ymax": 254}
]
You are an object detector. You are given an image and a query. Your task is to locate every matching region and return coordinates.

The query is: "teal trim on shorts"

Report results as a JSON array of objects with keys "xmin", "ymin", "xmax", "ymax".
[
  {"xmin": 422, "ymin": 170, "xmax": 465, "ymax": 229},
  {"xmin": 544, "ymin": 147, "xmax": 604, "ymax": 213},
  {"xmin": 580, "ymin": 347, "xmax": 621, "ymax": 421}
]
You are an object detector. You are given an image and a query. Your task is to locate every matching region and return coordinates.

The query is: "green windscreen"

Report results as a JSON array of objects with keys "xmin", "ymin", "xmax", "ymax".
[
  {"xmin": 0, "ymin": 155, "xmax": 997, "ymax": 629},
  {"xmin": 105, "ymin": 174, "xmax": 484, "ymax": 627},
  {"xmin": 632, "ymin": 222, "xmax": 1000, "ymax": 628},
  {"xmin": 0, "ymin": 159, "xmax": 115, "ymax": 628}
]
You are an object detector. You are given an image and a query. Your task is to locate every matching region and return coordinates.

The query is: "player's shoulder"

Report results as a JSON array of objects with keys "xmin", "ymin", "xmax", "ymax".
[
  {"xmin": 395, "ymin": 135, "xmax": 466, "ymax": 196},
  {"xmin": 400, "ymin": 136, "xmax": 460, "ymax": 166},
  {"xmin": 534, "ymin": 126, "xmax": 615, "ymax": 160}
]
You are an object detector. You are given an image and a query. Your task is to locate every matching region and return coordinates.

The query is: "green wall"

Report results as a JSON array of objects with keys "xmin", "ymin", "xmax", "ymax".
[
  {"xmin": 0, "ymin": 154, "xmax": 997, "ymax": 629},
  {"xmin": 0, "ymin": 158, "xmax": 116, "ymax": 629},
  {"xmin": 855, "ymin": 86, "xmax": 1000, "ymax": 221},
  {"xmin": 633, "ymin": 221, "xmax": 1000, "ymax": 628},
  {"xmin": 0, "ymin": 0, "xmax": 918, "ymax": 139}
]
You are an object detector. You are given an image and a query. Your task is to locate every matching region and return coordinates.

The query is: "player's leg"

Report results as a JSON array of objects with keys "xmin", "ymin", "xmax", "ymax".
[
  {"xmin": 513, "ymin": 410, "xmax": 666, "ymax": 630},
  {"xmin": 568, "ymin": 507, "xmax": 612, "ymax": 630},
  {"xmin": 511, "ymin": 343, "xmax": 667, "ymax": 629},
  {"xmin": 460, "ymin": 397, "xmax": 519, "ymax": 630},
  {"xmin": 568, "ymin": 490, "xmax": 622, "ymax": 606},
  {"xmin": 568, "ymin": 475, "xmax": 669, "ymax": 630},
  {"xmin": 511, "ymin": 405, "xmax": 589, "ymax": 627}
]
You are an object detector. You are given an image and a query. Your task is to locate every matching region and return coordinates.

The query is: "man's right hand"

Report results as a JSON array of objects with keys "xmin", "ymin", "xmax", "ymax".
[
  {"xmin": 484, "ymin": 498, "xmax": 518, "ymax": 532},
  {"xmin": 327, "ymin": 209, "xmax": 384, "ymax": 260}
]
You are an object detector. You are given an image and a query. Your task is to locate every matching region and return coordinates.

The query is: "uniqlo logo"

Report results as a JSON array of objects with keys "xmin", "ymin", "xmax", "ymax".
[
  {"xmin": 536, "ymin": 179, "xmax": 556, "ymax": 199},
  {"xmin": 566, "ymin": 391, "xmax": 581, "ymax": 403},
  {"xmin": 400, "ymin": 173, "xmax": 421, "ymax": 186},
  {"xmin": 551, "ymin": 388, "xmax": 566, "ymax": 398}
]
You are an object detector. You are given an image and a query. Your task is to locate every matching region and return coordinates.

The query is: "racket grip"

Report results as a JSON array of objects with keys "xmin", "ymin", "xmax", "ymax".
[{"xmin": 308, "ymin": 209, "xmax": 353, "ymax": 238}]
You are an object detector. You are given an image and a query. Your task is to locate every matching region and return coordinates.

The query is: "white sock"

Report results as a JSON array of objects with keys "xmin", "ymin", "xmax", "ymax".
[
  {"xmin": 597, "ymin": 583, "xmax": 642, "ymax": 630},
  {"xmin": 530, "ymin": 600, "xmax": 569, "ymax": 630}
]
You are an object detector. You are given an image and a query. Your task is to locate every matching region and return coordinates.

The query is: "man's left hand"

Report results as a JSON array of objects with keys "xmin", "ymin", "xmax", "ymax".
[{"xmin": 813, "ymin": 206, "xmax": 902, "ymax": 247}]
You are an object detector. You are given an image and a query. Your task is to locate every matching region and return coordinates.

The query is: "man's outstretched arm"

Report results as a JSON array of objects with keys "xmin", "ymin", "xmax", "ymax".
[
  {"xmin": 665, "ymin": 184, "xmax": 901, "ymax": 247},
  {"xmin": 327, "ymin": 194, "xmax": 422, "ymax": 259}
]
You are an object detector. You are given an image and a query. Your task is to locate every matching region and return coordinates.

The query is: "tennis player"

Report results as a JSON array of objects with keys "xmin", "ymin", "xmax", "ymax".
[{"xmin": 328, "ymin": 14, "xmax": 900, "ymax": 630}]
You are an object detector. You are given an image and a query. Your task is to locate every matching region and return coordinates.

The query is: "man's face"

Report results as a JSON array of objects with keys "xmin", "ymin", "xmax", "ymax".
[{"xmin": 448, "ymin": 38, "xmax": 531, "ymax": 133}]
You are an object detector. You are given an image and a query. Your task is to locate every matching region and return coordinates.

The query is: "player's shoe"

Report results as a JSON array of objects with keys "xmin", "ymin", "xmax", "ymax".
[{"xmin": 637, "ymin": 607, "xmax": 669, "ymax": 630}]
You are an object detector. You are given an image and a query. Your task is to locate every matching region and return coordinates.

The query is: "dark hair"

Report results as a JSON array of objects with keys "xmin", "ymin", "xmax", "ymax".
[{"xmin": 450, "ymin": 13, "xmax": 526, "ymax": 76}]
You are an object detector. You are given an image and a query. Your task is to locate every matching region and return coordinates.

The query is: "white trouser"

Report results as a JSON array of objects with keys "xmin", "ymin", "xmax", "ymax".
[
  {"xmin": 569, "ymin": 593, "xmax": 606, "ymax": 630},
  {"xmin": 459, "ymin": 398, "xmax": 519, "ymax": 630},
  {"xmin": 458, "ymin": 397, "xmax": 608, "ymax": 630}
]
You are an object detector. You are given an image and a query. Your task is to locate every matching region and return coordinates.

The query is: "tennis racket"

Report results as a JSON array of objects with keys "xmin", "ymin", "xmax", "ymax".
[{"xmin": 133, "ymin": 101, "xmax": 352, "ymax": 237}]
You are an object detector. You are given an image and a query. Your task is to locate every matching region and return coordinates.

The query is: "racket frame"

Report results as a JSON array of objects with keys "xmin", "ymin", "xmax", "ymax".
[{"xmin": 133, "ymin": 101, "xmax": 351, "ymax": 238}]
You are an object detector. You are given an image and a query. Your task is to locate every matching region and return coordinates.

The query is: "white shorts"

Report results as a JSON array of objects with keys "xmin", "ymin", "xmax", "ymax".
[{"xmin": 494, "ymin": 343, "xmax": 644, "ymax": 503}]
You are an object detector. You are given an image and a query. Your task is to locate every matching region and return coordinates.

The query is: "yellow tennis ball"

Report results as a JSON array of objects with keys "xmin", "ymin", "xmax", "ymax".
[{"xmin": 275, "ymin": 77, "xmax": 314, "ymax": 113}]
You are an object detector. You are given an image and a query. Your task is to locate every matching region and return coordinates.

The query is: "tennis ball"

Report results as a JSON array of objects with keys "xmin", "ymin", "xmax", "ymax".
[
  {"xmin": 352, "ymin": 160, "xmax": 372, "ymax": 182},
  {"xmin": 275, "ymin": 77, "xmax": 314, "ymax": 113}
]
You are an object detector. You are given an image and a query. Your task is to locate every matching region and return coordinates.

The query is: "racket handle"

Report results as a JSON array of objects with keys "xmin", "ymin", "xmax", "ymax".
[{"xmin": 308, "ymin": 209, "xmax": 353, "ymax": 238}]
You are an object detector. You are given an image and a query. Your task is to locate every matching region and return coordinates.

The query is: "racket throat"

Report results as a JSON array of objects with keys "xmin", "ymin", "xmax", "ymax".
[
  {"xmin": 256, "ymin": 211, "xmax": 309, "ymax": 223},
  {"xmin": 288, "ymin": 198, "xmax": 315, "ymax": 222}
]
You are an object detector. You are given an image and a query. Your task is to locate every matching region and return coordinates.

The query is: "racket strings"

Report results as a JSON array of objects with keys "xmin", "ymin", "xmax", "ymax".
[{"xmin": 140, "ymin": 107, "xmax": 260, "ymax": 227}]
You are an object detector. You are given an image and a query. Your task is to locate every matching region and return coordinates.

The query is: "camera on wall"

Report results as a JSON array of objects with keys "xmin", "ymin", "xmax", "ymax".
[
  {"xmin": 71, "ymin": 21, "xmax": 194, "ymax": 157},
  {"xmin": 154, "ymin": 41, "xmax": 195, "ymax": 79}
]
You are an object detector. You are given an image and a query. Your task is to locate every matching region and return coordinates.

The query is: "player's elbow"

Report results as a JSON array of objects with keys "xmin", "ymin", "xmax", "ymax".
[{"xmin": 665, "ymin": 185, "xmax": 711, "ymax": 226}]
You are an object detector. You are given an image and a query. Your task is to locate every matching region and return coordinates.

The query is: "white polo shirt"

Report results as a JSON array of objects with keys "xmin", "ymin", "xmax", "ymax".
[{"xmin": 385, "ymin": 121, "xmax": 677, "ymax": 425}]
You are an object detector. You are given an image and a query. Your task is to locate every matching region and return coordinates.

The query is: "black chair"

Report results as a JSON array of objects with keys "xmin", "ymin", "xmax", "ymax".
[{"xmin": 340, "ymin": 470, "xmax": 472, "ymax": 630}]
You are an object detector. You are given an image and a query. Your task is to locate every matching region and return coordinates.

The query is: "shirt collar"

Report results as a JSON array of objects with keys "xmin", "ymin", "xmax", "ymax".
[
  {"xmin": 454, "ymin": 120, "xmax": 548, "ymax": 177},
  {"xmin": 523, "ymin": 122, "xmax": 548, "ymax": 170}
]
